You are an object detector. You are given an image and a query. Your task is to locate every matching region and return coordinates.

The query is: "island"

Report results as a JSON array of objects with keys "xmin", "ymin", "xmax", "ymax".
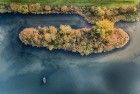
[{"xmin": 19, "ymin": 19, "xmax": 129, "ymax": 55}]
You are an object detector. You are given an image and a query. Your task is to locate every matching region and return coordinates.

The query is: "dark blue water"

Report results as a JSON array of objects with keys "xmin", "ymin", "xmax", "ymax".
[
  {"xmin": 0, "ymin": 13, "xmax": 140, "ymax": 94},
  {"xmin": 0, "ymin": 13, "xmax": 92, "ymax": 28}
]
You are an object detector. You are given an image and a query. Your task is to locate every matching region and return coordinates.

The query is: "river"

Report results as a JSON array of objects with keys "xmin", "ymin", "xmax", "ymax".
[{"xmin": 0, "ymin": 13, "xmax": 140, "ymax": 94}]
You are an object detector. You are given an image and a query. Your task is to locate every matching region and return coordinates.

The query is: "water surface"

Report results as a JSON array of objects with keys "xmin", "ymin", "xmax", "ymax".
[{"xmin": 0, "ymin": 13, "xmax": 140, "ymax": 94}]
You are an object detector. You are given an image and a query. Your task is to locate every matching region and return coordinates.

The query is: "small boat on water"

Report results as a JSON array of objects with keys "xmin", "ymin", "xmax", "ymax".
[{"xmin": 42, "ymin": 77, "xmax": 47, "ymax": 84}]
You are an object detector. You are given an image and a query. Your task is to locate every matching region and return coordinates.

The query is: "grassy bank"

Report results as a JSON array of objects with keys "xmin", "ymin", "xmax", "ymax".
[{"xmin": 0, "ymin": 0, "xmax": 139, "ymax": 7}]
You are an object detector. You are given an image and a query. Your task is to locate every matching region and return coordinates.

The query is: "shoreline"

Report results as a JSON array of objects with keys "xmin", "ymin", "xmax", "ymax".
[
  {"xmin": 19, "ymin": 23, "xmax": 129, "ymax": 55},
  {"xmin": 0, "ymin": 3, "xmax": 139, "ymax": 23}
]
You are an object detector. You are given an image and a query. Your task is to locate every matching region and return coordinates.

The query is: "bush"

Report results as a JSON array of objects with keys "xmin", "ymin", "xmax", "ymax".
[
  {"xmin": 126, "ymin": 6, "xmax": 137, "ymax": 13},
  {"xmin": 90, "ymin": 6, "xmax": 95, "ymax": 13},
  {"xmin": 95, "ymin": 19, "xmax": 114, "ymax": 39},
  {"xmin": 53, "ymin": 6, "xmax": 60, "ymax": 11},
  {"xmin": 112, "ymin": 8, "xmax": 119, "ymax": 16},
  {"xmin": 0, "ymin": 4, "xmax": 5, "ymax": 9},
  {"xmin": 0, "ymin": 4, "xmax": 6, "ymax": 12},
  {"xmin": 61, "ymin": 5, "xmax": 69, "ymax": 12},
  {"xmin": 60, "ymin": 25, "xmax": 72, "ymax": 34},
  {"xmin": 10, "ymin": 3, "xmax": 20, "ymax": 12},
  {"xmin": 92, "ymin": 7, "xmax": 105, "ymax": 17},
  {"xmin": 118, "ymin": 6, "xmax": 137, "ymax": 14},
  {"xmin": 19, "ymin": 4, "xmax": 29, "ymax": 14},
  {"xmin": 69, "ymin": 5, "xmax": 79, "ymax": 12},
  {"xmin": 44, "ymin": 5, "xmax": 51, "ymax": 11},
  {"xmin": 28, "ymin": 3, "xmax": 41, "ymax": 12},
  {"xmin": 105, "ymin": 9, "xmax": 114, "ymax": 17}
]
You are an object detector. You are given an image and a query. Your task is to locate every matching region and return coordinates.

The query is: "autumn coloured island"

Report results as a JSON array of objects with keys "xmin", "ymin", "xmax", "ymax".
[{"xmin": 19, "ymin": 20, "xmax": 129, "ymax": 55}]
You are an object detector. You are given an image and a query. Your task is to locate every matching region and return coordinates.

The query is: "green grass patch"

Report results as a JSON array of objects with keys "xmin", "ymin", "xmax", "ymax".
[{"xmin": 0, "ymin": 0, "xmax": 139, "ymax": 6}]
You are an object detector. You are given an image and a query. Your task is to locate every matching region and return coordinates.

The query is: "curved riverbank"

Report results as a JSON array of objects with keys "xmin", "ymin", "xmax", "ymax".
[{"xmin": 0, "ymin": 3, "xmax": 139, "ymax": 23}]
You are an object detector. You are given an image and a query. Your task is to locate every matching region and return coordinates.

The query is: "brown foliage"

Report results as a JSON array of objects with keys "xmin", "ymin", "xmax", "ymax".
[{"xmin": 19, "ymin": 24, "xmax": 129, "ymax": 55}]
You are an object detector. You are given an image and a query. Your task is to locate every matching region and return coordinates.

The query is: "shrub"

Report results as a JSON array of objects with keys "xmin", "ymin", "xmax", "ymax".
[
  {"xmin": 10, "ymin": 3, "xmax": 20, "ymax": 12},
  {"xmin": 112, "ymin": 8, "xmax": 119, "ymax": 16},
  {"xmin": 118, "ymin": 6, "xmax": 137, "ymax": 14},
  {"xmin": 93, "ymin": 7, "xmax": 105, "ymax": 17},
  {"xmin": 60, "ymin": 25, "xmax": 72, "ymax": 34},
  {"xmin": 28, "ymin": 3, "xmax": 41, "ymax": 12},
  {"xmin": 0, "ymin": 4, "xmax": 6, "ymax": 12},
  {"xmin": 105, "ymin": 10, "xmax": 113, "ymax": 17},
  {"xmin": 95, "ymin": 19, "xmax": 114, "ymax": 39},
  {"xmin": 61, "ymin": 5, "xmax": 70, "ymax": 12},
  {"xmin": 68, "ymin": 5, "xmax": 78, "ymax": 12},
  {"xmin": 0, "ymin": 4, "xmax": 5, "ymax": 9},
  {"xmin": 90, "ymin": 6, "xmax": 95, "ymax": 13},
  {"xmin": 44, "ymin": 5, "xmax": 51, "ymax": 11},
  {"xmin": 53, "ymin": 6, "xmax": 60, "ymax": 11},
  {"xmin": 126, "ymin": 6, "xmax": 137, "ymax": 13},
  {"xmin": 49, "ymin": 26, "xmax": 57, "ymax": 34},
  {"xmin": 19, "ymin": 4, "xmax": 29, "ymax": 14},
  {"xmin": 44, "ymin": 33, "xmax": 52, "ymax": 43}
]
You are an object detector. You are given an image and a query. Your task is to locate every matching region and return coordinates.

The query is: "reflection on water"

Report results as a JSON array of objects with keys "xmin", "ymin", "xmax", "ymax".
[{"xmin": 0, "ymin": 13, "xmax": 140, "ymax": 94}]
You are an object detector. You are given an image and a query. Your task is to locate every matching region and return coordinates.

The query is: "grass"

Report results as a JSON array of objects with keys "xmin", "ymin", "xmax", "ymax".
[{"xmin": 0, "ymin": 0, "xmax": 139, "ymax": 7}]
